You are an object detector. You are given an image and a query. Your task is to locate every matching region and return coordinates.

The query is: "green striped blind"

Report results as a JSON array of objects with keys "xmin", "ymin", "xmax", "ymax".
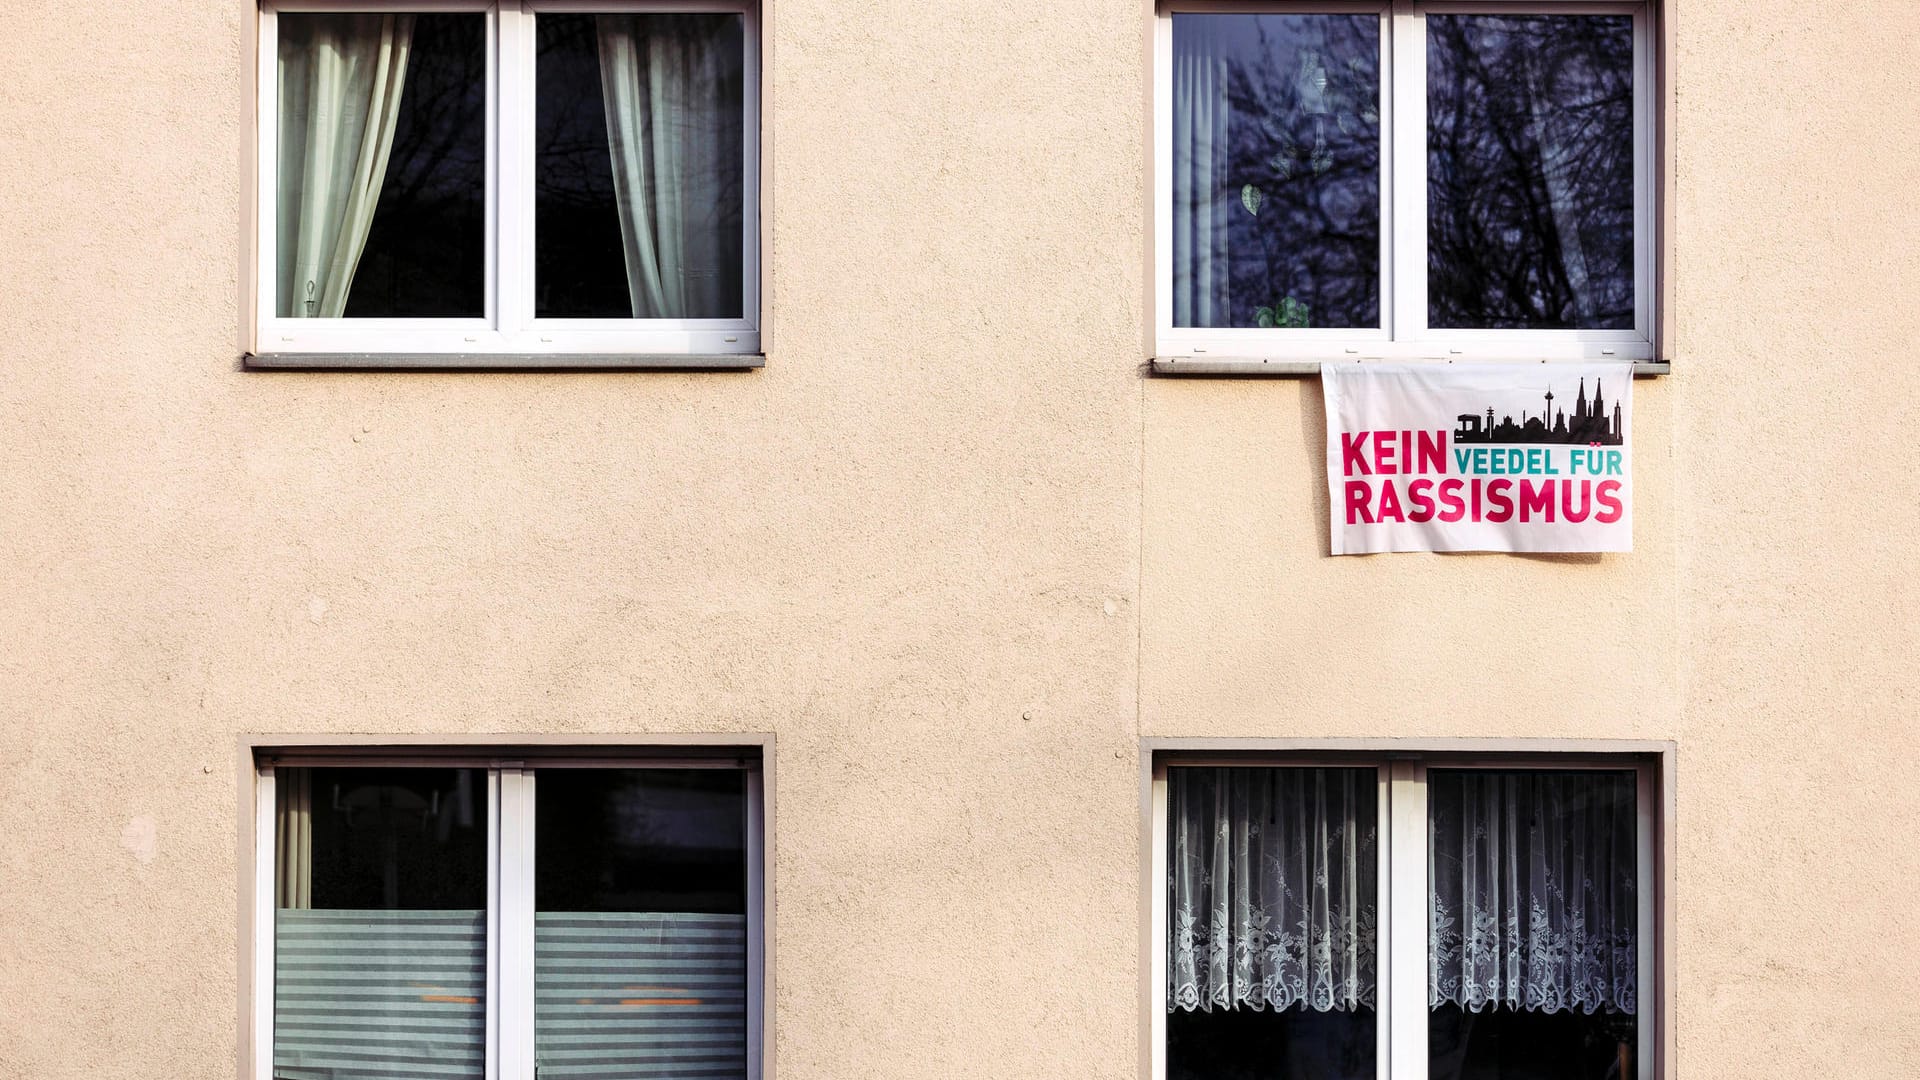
[
  {"xmin": 274, "ymin": 908, "xmax": 486, "ymax": 1080},
  {"xmin": 535, "ymin": 911, "xmax": 748, "ymax": 1080}
]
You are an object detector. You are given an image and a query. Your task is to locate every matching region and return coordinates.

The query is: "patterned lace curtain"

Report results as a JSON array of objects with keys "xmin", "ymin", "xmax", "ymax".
[
  {"xmin": 1428, "ymin": 770, "xmax": 1637, "ymax": 1016},
  {"xmin": 1168, "ymin": 767, "xmax": 1377, "ymax": 1013}
]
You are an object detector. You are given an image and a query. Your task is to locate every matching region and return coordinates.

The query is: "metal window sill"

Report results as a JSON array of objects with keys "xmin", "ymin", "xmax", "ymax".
[
  {"xmin": 244, "ymin": 352, "xmax": 766, "ymax": 371},
  {"xmin": 1151, "ymin": 357, "xmax": 1671, "ymax": 377}
]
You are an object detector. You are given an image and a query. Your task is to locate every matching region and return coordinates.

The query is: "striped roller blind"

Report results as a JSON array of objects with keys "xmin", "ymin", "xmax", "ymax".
[
  {"xmin": 274, "ymin": 908, "xmax": 486, "ymax": 1080},
  {"xmin": 535, "ymin": 911, "xmax": 748, "ymax": 1080}
]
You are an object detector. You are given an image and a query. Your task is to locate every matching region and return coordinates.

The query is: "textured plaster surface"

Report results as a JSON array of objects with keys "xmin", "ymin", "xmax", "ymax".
[
  {"xmin": 1142, "ymin": 2, "xmax": 1920, "ymax": 1076},
  {"xmin": 0, "ymin": 0, "xmax": 1915, "ymax": 1077}
]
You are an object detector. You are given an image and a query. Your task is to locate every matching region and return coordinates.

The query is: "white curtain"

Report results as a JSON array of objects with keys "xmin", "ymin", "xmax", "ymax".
[
  {"xmin": 596, "ymin": 16, "xmax": 737, "ymax": 319},
  {"xmin": 274, "ymin": 767, "xmax": 312, "ymax": 910},
  {"xmin": 276, "ymin": 14, "xmax": 414, "ymax": 318},
  {"xmin": 1428, "ymin": 770, "xmax": 1637, "ymax": 1015},
  {"xmin": 1170, "ymin": 19, "xmax": 1232, "ymax": 328},
  {"xmin": 1169, "ymin": 768, "xmax": 1377, "ymax": 1013}
]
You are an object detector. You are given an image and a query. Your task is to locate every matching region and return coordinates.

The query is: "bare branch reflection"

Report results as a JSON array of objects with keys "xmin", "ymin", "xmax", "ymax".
[
  {"xmin": 344, "ymin": 13, "xmax": 487, "ymax": 318},
  {"xmin": 536, "ymin": 14, "xmax": 745, "ymax": 319},
  {"xmin": 1427, "ymin": 15, "xmax": 1635, "ymax": 330}
]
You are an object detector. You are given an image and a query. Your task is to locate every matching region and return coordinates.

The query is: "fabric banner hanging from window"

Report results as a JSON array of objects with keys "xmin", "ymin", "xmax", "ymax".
[{"xmin": 1321, "ymin": 362, "xmax": 1635, "ymax": 554}]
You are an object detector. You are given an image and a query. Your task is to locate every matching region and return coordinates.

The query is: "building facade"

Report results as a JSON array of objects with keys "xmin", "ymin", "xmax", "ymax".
[{"xmin": 2, "ymin": 1, "xmax": 1916, "ymax": 1079}]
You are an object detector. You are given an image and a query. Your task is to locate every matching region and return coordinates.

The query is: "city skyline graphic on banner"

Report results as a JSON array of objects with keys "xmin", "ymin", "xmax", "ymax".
[{"xmin": 1452, "ymin": 377, "xmax": 1624, "ymax": 446}]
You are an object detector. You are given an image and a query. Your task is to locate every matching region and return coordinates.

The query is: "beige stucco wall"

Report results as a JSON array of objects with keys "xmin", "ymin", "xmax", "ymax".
[{"xmin": 0, "ymin": 0, "xmax": 1914, "ymax": 1078}]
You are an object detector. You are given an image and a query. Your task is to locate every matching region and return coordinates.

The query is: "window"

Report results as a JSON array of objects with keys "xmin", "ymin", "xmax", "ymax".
[
  {"xmin": 250, "ymin": 751, "xmax": 766, "ymax": 1080},
  {"xmin": 255, "ymin": 2, "xmax": 760, "ymax": 361},
  {"xmin": 1152, "ymin": 755, "xmax": 1660, "ymax": 1080},
  {"xmin": 1154, "ymin": 2, "xmax": 1656, "ymax": 362}
]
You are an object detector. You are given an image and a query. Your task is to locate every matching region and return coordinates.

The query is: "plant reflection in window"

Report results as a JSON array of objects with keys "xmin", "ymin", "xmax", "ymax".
[{"xmin": 1172, "ymin": 14, "xmax": 1380, "ymax": 330}]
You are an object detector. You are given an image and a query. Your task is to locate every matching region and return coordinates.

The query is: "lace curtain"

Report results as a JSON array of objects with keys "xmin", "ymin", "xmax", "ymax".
[
  {"xmin": 1428, "ymin": 770, "xmax": 1637, "ymax": 1016},
  {"xmin": 1168, "ymin": 767, "xmax": 1377, "ymax": 1013}
]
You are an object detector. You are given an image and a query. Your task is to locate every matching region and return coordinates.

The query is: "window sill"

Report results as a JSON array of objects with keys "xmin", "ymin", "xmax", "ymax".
[
  {"xmin": 1150, "ymin": 357, "xmax": 1671, "ymax": 377},
  {"xmin": 243, "ymin": 352, "xmax": 765, "ymax": 372}
]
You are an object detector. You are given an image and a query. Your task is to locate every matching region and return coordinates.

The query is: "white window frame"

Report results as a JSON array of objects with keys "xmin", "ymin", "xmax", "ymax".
[
  {"xmin": 1153, "ymin": 0, "xmax": 1656, "ymax": 364},
  {"xmin": 1147, "ymin": 752, "xmax": 1661, "ymax": 1080},
  {"xmin": 255, "ymin": 0, "xmax": 762, "ymax": 360},
  {"xmin": 248, "ymin": 751, "xmax": 768, "ymax": 1080}
]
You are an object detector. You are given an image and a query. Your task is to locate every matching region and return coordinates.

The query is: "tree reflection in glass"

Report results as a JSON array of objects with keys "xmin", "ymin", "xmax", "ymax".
[
  {"xmin": 339, "ymin": 14, "xmax": 487, "ymax": 318},
  {"xmin": 1171, "ymin": 14, "xmax": 1380, "ymax": 330},
  {"xmin": 1428, "ymin": 15, "xmax": 1635, "ymax": 330},
  {"xmin": 535, "ymin": 13, "xmax": 745, "ymax": 320}
]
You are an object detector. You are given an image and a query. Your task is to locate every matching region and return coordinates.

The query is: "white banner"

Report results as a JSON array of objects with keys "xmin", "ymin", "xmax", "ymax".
[{"xmin": 1322, "ymin": 362, "xmax": 1634, "ymax": 554}]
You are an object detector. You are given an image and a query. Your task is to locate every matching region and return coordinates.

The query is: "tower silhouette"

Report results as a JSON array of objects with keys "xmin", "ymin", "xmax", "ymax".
[{"xmin": 1453, "ymin": 382, "xmax": 1624, "ymax": 446}]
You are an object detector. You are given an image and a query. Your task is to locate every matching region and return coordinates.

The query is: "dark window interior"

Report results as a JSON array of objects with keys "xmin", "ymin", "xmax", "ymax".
[
  {"xmin": 344, "ymin": 13, "xmax": 488, "ymax": 318},
  {"xmin": 536, "ymin": 768, "xmax": 746, "ymax": 914}
]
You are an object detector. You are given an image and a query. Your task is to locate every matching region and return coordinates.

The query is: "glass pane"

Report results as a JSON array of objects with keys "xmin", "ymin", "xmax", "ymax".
[
  {"xmin": 1170, "ymin": 14, "xmax": 1381, "ymax": 331},
  {"xmin": 275, "ymin": 13, "xmax": 485, "ymax": 318},
  {"xmin": 536, "ymin": 14, "xmax": 746, "ymax": 319},
  {"xmin": 535, "ymin": 769, "xmax": 749, "ymax": 1079},
  {"xmin": 1428, "ymin": 770, "xmax": 1638, "ymax": 1080},
  {"xmin": 1427, "ymin": 15, "xmax": 1636, "ymax": 330},
  {"xmin": 1167, "ymin": 767, "xmax": 1377, "ymax": 1080},
  {"xmin": 272, "ymin": 767, "xmax": 487, "ymax": 1080}
]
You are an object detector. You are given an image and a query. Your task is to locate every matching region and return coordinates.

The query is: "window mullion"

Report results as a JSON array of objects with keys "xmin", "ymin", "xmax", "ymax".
[
  {"xmin": 1632, "ymin": 5, "xmax": 1653, "ymax": 343},
  {"xmin": 745, "ymin": 769, "xmax": 768, "ymax": 1080},
  {"xmin": 498, "ymin": 767, "xmax": 537, "ymax": 1080},
  {"xmin": 1373, "ymin": 765, "xmax": 1392, "ymax": 1080},
  {"xmin": 494, "ymin": 3, "xmax": 531, "ymax": 340},
  {"xmin": 1386, "ymin": 760, "xmax": 1428, "ymax": 1080},
  {"xmin": 485, "ymin": 768, "xmax": 503, "ymax": 1080},
  {"xmin": 1388, "ymin": 0, "xmax": 1427, "ymax": 350},
  {"xmin": 1375, "ymin": 7, "xmax": 1395, "ymax": 345},
  {"xmin": 256, "ymin": 7, "xmax": 280, "ymax": 343},
  {"xmin": 1149, "ymin": 764, "xmax": 1170, "ymax": 1080},
  {"xmin": 252, "ymin": 766, "xmax": 278, "ymax": 1080},
  {"xmin": 741, "ymin": 0, "xmax": 764, "ymax": 337},
  {"xmin": 1635, "ymin": 762, "xmax": 1656, "ymax": 1080}
]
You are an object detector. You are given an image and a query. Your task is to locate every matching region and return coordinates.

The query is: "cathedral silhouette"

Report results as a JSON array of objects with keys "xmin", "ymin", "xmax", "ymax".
[{"xmin": 1452, "ymin": 378, "xmax": 1624, "ymax": 445}]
